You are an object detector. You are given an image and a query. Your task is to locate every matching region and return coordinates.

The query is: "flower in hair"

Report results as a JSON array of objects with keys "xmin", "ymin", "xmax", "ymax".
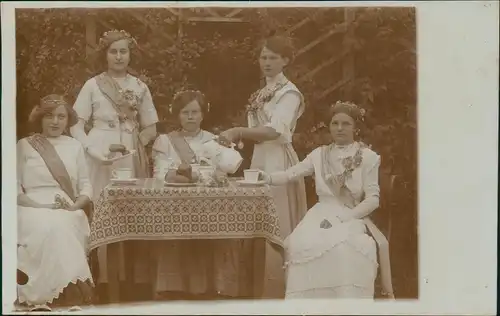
[
  {"xmin": 332, "ymin": 100, "xmax": 366, "ymax": 122},
  {"xmin": 169, "ymin": 89, "xmax": 210, "ymax": 114},
  {"xmin": 98, "ymin": 29, "xmax": 138, "ymax": 51}
]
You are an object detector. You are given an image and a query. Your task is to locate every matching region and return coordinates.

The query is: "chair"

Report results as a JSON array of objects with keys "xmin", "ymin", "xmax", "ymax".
[{"xmin": 371, "ymin": 172, "xmax": 398, "ymax": 298}]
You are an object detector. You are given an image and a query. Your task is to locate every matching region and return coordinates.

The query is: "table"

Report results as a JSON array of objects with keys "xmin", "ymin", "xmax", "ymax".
[{"xmin": 89, "ymin": 178, "xmax": 284, "ymax": 302}]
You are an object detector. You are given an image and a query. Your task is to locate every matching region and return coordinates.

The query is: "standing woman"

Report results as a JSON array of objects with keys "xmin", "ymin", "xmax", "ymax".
[
  {"xmin": 70, "ymin": 29, "xmax": 159, "ymax": 197},
  {"xmin": 70, "ymin": 30, "xmax": 159, "ymax": 288},
  {"xmin": 220, "ymin": 35, "xmax": 308, "ymax": 239},
  {"xmin": 218, "ymin": 35, "xmax": 308, "ymax": 297}
]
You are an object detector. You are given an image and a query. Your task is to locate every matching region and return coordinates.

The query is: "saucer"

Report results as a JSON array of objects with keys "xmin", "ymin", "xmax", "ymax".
[
  {"xmin": 164, "ymin": 182, "xmax": 197, "ymax": 187},
  {"xmin": 236, "ymin": 179, "xmax": 267, "ymax": 186},
  {"xmin": 110, "ymin": 178, "xmax": 138, "ymax": 185}
]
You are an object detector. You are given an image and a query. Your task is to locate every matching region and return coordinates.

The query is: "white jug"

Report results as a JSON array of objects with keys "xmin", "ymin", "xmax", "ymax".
[{"xmin": 203, "ymin": 140, "xmax": 243, "ymax": 174}]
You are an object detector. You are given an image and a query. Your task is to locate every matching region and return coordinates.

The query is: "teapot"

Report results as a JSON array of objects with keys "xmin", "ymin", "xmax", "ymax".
[{"xmin": 202, "ymin": 139, "xmax": 243, "ymax": 174}]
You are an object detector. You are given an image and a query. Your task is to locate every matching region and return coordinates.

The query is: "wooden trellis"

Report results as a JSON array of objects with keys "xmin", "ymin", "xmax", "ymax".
[{"xmin": 85, "ymin": 7, "xmax": 358, "ymax": 103}]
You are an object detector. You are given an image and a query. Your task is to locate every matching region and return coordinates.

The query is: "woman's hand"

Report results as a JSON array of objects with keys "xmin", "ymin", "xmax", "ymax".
[
  {"xmin": 218, "ymin": 127, "xmax": 241, "ymax": 147},
  {"xmin": 87, "ymin": 146, "xmax": 112, "ymax": 165},
  {"xmin": 336, "ymin": 211, "xmax": 355, "ymax": 223},
  {"xmin": 258, "ymin": 170, "xmax": 271, "ymax": 184}
]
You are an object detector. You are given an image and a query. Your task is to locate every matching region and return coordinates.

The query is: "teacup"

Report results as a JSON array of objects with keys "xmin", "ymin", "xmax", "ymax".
[
  {"xmin": 244, "ymin": 169, "xmax": 260, "ymax": 183},
  {"xmin": 112, "ymin": 168, "xmax": 133, "ymax": 180}
]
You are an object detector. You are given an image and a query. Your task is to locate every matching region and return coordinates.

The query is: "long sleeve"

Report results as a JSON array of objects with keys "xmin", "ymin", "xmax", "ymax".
[
  {"xmin": 17, "ymin": 139, "xmax": 26, "ymax": 196},
  {"xmin": 152, "ymin": 135, "xmax": 176, "ymax": 179},
  {"xmin": 352, "ymin": 153, "xmax": 381, "ymax": 218},
  {"xmin": 76, "ymin": 143, "xmax": 93, "ymax": 200},
  {"xmin": 264, "ymin": 91, "xmax": 301, "ymax": 143},
  {"xmin": 70, "ymin": 79, "xmax": 94, "ymax": 149},
  {"xmin": 270, "ymin": 149, "xmax": 316, "ymax": 185},
  {"xmin": 138, "ymin": 84, "xmax": 159, "ymax": 129}
]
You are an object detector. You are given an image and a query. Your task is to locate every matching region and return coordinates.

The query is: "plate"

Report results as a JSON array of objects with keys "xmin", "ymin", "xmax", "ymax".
[
  {"xmin": 164, "ymin": 182, "xmax": 197, "ymax": 187},
  {"xmin": 106, "ymin": 150, "xmax": 137, "ymax": 163},
  {"xmin": 110, "ymin": 178, "xmax": 138, "ymax": 185},
  {"xmin": 236, "ymin": 180, "xmax": 267, "ymax": 186}
]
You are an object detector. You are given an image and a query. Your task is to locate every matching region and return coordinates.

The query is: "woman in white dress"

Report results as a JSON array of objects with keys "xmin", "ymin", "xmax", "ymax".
[
  {"xmin": 262, "ymin": 101, "xmax": 394, "ymax": 299},
  {"xmin": 70, "ymin": 30, "xmax": 159, "ymax": 290},
  {"xmin": 17, "ymin": 94, "xmax": 94, "ymax": 311},
  {"xmin": 218, "ymin": 35, "xmax": 308, "ymax": 297},
  {"xmin": 220, "ymin": 35, "xmax": 307, "ymax": 237}
]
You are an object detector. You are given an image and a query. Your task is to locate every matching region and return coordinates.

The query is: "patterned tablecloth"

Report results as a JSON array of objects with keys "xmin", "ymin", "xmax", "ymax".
[{"xmin": 89, "ymin": 178, "xmax": 283, "ymax": 250}]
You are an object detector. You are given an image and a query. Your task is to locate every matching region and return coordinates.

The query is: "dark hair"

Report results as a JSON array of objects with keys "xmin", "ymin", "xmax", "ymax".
[
  {"xmin": 170, "ymin": 90, "xmax": 208, "ymax": 118},
  {"xmin": 328, "ymin": 101, "xmax": 367, "ymax": 140},
  {"xmin": 28, "ymin": 94, "xmax": 78, "ymax": 134},
  {"xmin": 260, "ymin": 35, "xmax": 295, "ymax": 61}
]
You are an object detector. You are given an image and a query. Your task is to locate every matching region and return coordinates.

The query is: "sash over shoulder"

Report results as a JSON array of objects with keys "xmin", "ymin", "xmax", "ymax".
[
  {"xmin": 26, "ymin": 134, "xmax": 76, "ymax": 202},
  {"xmin": 94, "ymin": 72, "xmax": 150, "ymax": 178},
  {"xmin": 167, "ymin": 131, "xmax": 198, "ymax": 165}
]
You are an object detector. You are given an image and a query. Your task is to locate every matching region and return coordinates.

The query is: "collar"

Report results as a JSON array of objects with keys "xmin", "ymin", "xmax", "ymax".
[{"xmin": 265, "ymin": 72, "xmax": 286, "ymax": 87}]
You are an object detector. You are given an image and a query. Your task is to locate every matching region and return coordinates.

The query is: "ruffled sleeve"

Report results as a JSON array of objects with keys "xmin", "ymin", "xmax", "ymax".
[
  {"xmin": 16, "ymin": 139, "xmax": 27, "ymax": 196},
  {"xmin": 264, "ymin": 90, "xmax": 302, "ymax": 144},
  {"xmin": 270, "ymin": 148, "xmax": 317, "ymax": 184},
  {"xmin": 76, "ymin": 142, "xmax": 93, "ymax": 200}
]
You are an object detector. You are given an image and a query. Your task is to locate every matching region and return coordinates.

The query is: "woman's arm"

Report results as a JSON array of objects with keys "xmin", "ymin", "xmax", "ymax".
[
  {"xmin": 350, "ymin": 154, "xmax": 381, "ymax": 219},
  {"xmin": 222, "ymin": 92, "xmax": 302, "ymax": 143},
  {"xmin": 138, "ymin": 85, "xmax": 159, "ymax": 146},
  {"xmin": 267, "ymin": 149, "xmax": 316, "ymax": 185},
  {"xmin": 70, "ymin": 80, "xmax": 93, "ymax": 148},
  {"xmin": 67, "ymin": 143, "xmax": 93, "ymax": 212},
  {"xmin": 70, "ymin": 80, "xmax": 112, "ymax": 163},
  {"xmin": 152, "ymin": 135, "xmax": 176, "ymax": 179}
]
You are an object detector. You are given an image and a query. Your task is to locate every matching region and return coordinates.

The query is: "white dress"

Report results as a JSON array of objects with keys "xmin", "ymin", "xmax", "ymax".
[
  {"xmin": 244, "ymin": 72, "xmax": 309, "ymax": 297},
  {"xmin": 270, "ymin": 143, "xmax": 380, "ymax": 298},
  {"xmin": 249, "ymin": 72, "xmax": 308, "ymax": 237},
  {"xmin": 72, "ymin": 74, "xmax": 159, "ymax": 199},
  {"xmin": 71, "ymin": 74, "xmax": 159, "ymax": 284},
  {"xmin": 16, "ymin": 136, "xmax": 93, "ymax": 306}
]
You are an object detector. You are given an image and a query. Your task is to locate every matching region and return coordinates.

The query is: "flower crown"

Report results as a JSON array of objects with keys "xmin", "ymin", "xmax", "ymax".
[
  {"xmin": 168, "ymin": 89, "xmax": 211, "ymax": 114},
  {"xmin": 97, "ymin": 29, "xmax": 138, "ymax": 51},
  {"xmin": 332, "ymin": 100, "xmax": 366, "ymax": 121},
  {"xmin": 40, "ymin": 98, "xmax": 67, "ymax": 107}
]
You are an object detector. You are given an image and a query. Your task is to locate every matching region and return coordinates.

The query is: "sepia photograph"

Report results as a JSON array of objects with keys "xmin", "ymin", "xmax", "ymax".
[{"xmin": 2, "ymin": 1, "xmax": 497, "ymax": 315}]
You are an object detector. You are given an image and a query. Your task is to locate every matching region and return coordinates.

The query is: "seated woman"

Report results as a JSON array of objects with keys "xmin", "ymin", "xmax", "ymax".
[
  {"xmin": 152, "ymin": 90, "xmax": 247, "ymax": 299},
  {"xmin": 16, "ymin": 94, "xmax": 94, "ymax": 310},
  {"xmin": 152, "ymin": 90, "xmax": 215, "ymax": 297},
  {"xmin": 152, "ymin": 89, "xmax": 216, "ymax": 181},
  {"xmin": 261, "ymin": 101, "xmax": 394, "ymax": 299}
]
